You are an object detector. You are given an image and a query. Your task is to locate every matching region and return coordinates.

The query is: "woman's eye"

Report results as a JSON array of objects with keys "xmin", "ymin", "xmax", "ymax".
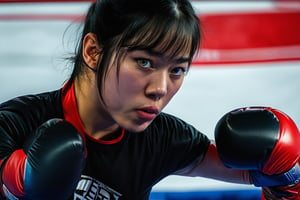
[
  {"xmin": 136, "ymin": 58, "xmax": 152, "ymax": 68},
  {"xmin": 171, "ymin": 67, "xmax": 187, "ymax": 76}
]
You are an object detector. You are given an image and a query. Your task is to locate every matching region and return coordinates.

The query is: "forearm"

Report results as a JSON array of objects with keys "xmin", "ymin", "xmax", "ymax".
[{"xmin": 175, "ymin": 142, "xmax": 252, "ymax": 185}]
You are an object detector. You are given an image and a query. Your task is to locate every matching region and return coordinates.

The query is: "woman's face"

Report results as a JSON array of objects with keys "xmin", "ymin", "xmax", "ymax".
[{"xmin": 101, "ymin": 48, "xmax": 190, "ymax": 132}]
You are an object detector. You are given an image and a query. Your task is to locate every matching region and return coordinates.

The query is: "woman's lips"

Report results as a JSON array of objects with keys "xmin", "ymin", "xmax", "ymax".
[{"xmin": 136, "ymin": 107, "xmax": 159, "ymax": 121}]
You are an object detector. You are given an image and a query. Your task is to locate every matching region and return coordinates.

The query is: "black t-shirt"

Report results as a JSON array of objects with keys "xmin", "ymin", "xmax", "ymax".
[
  {"xmin": 0, "ymin": 88, "xmax": 210, "ymax": 200},
  {"xmin": 74, "ymin": 113, "xmax": 210, "ymax": 199}
]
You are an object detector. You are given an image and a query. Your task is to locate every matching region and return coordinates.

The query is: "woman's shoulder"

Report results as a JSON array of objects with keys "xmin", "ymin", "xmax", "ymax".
[
  {"xmin": 148, "ymin": 112, "xmax": 207, "ymax": 140},
  {"xmin": 1, "ymin": 89, "xmax": 61, "ymax": 107},
  {"xmin": 0, "ymin": 88, "xmax": 63, "ymax": 119}
]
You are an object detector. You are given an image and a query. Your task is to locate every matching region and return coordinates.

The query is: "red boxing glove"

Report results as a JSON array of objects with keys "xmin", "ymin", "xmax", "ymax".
[
  {"xmin": 259, "ymin": 108, "xmax": 300, "ymax": 200},
  {"xmin": 1, "ymin": 119, "xmax": 86, "ymax": 200},
  {"xmin": 215, "ymin": 107, "xmax": 300, "ymax": 199}
]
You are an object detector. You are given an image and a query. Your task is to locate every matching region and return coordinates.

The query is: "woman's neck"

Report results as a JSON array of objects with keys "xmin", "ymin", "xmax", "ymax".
[{"xmin": 74, "ymin": 77, "xmax": 120, "ymax": 140}]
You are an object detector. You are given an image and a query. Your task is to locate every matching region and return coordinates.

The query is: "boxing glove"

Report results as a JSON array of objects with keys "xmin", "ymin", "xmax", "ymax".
[
  {"xmin": 215, "ymin": 107, "xmax": 300, "ymax": 199},
  {"xmin": 1, "ymin": 119, "xmax": 86, "ymax": 200}
]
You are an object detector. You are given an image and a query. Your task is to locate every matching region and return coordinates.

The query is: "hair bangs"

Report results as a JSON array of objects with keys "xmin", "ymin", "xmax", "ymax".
[{"xmin": 121, "ymin": 15, "xmax": 199, "ymax": 61}]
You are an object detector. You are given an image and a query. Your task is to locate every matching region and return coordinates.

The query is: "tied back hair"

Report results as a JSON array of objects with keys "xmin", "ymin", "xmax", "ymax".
[{"xmin": 69, "ymin": 0, "xmax": 201, "ymax": 102}]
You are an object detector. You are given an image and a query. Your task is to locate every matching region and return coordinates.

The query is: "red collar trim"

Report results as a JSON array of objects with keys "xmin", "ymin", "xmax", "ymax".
[
  {"xmin": 85, "ymin": 128, "xmax": 125, "ymax": 145},
  {"xmin": 62, "ymin": 82, "xmax": 124, "ymax": 145}
]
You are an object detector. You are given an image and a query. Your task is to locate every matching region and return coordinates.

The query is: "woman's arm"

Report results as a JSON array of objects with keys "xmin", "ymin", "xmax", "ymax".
[{"xmin": 175, "ymin": 141, "xmax": 252, "ymax": 184}]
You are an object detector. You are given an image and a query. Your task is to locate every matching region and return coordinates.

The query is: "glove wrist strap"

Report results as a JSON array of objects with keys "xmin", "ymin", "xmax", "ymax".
[{"xmin": 250, "ymin": 163, "xmax": 300, "ymax": 187}]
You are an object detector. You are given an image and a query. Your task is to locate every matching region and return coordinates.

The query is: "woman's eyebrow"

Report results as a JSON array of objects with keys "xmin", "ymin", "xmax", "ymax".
[
  {"xmin": 175, "ymin": 57, "xmax": 191, "ymax": 64},
  {"xmin": 145, "ymin": 49, "xmax": 191, "ymax": 64}
]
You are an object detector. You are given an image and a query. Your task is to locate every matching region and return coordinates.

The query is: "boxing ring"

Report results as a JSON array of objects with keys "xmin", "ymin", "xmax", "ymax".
[{"xmin": 1, "ymin": 0, "xmax": 300, "ymax": 199}]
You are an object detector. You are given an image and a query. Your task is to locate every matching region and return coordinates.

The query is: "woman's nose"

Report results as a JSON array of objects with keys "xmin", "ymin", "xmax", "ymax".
[{"xmin": 146, "ymin": 72, "xmax": 168, "ymax": 100}]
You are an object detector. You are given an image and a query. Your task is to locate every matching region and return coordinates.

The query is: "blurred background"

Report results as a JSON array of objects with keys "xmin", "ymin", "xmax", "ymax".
[{"xmin": 1, "ymin": 0, "xmax": 300, "ymax": 199}]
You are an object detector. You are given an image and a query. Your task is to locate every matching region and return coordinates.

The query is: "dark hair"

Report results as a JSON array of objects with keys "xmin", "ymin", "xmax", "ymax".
[{"xmin": 69, "ymin": 0, "xmax": 201, "ymax": 101}]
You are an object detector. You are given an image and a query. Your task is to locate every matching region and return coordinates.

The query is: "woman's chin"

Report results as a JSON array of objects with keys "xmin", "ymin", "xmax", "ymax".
[{"xmin": 124, "ymin": 121, "xmax": 152, "ymax": 133}]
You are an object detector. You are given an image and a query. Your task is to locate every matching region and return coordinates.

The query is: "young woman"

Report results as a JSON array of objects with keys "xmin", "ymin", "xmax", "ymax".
[{"xmin": 0, "ymin": 0, "xmax": 299, "ymax": 199}]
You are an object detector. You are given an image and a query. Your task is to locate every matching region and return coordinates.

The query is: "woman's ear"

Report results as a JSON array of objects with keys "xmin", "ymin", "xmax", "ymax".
[{"xmin": 82, "ymin": 33, "xmax": 101, "ymax": 71}]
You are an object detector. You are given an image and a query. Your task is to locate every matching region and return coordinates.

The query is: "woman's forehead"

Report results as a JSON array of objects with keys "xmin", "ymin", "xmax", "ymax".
[
  {"xmin": 120, "ymin": 14, "xmax": 197, "ymax": 60},
  {"xmin": 155, "ymin": 38, "xmax": 192, "ymax": 58}
]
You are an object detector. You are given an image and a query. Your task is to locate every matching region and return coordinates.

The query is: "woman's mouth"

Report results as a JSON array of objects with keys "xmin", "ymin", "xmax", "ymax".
[{"xmin": 136, "ymin": 107, "xmax": 159, "ymax": 121}]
